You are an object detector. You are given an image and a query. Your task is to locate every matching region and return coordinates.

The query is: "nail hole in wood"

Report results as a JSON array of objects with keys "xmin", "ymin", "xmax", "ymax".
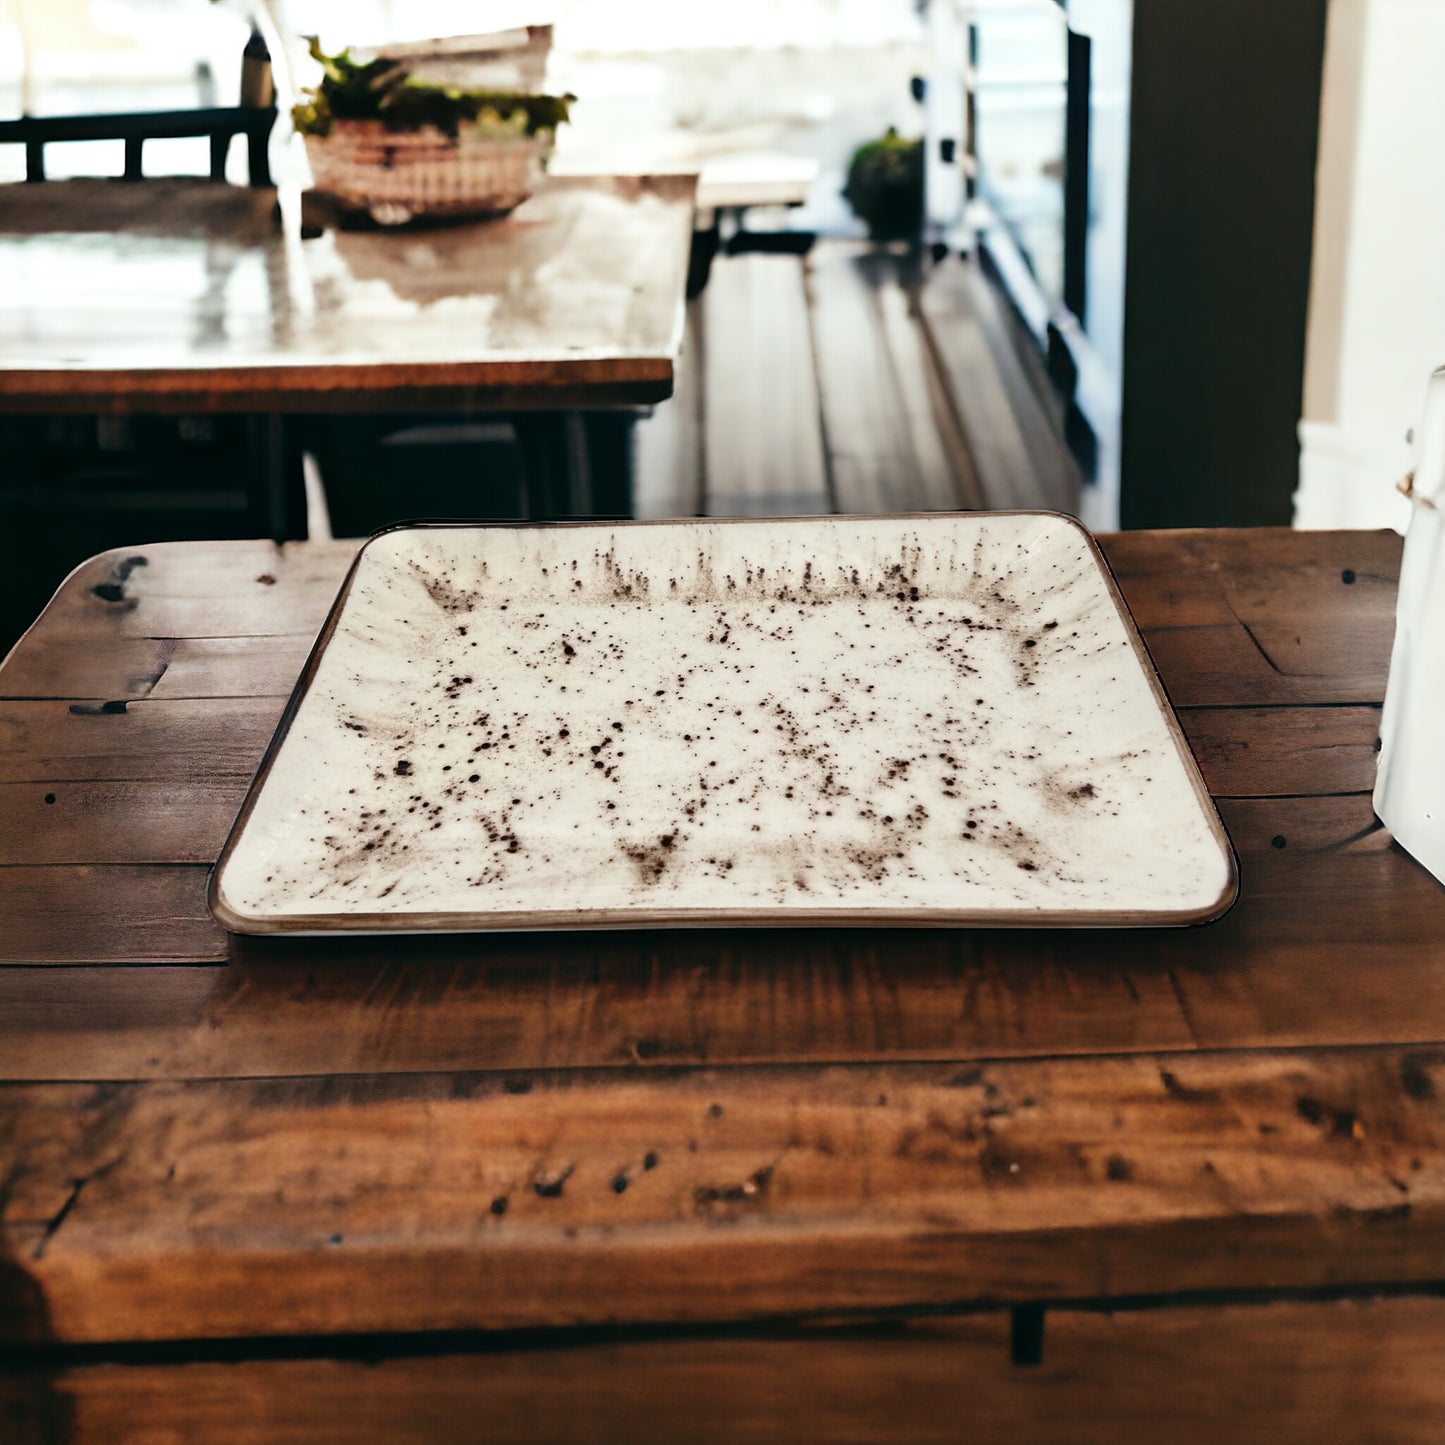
[{"xmin": 1011, "ymin": 1303, "xmax": 1045, "ymax": 1367}]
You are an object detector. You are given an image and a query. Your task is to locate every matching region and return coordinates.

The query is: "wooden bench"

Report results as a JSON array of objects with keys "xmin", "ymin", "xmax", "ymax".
[
  {"xmin": 636, "ymin": 241, "xmax": 1079, "ymax": 521},
  {"xmin": 916, "ymin": 253, "xmax": 1083, "ymax": 514}
]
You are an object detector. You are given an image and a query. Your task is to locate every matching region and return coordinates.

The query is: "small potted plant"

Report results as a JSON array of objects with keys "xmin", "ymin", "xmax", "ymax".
[
  {"xmin": 292, "ymin": 38, "xmax": 573, "ymax": 225},
  {"xmin": 843, "ymin": 127, "xmax": 924, "ymax": 242}
]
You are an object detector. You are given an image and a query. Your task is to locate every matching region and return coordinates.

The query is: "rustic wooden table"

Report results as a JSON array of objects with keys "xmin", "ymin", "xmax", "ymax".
[
  {"xmin": 0, "ymin": 175, "xmax": 695, "ymax": 415},
  {"xmin": 2, "ymin": 526, "xmax": 1443, "ymax": 1443},
  {"xmin": 0, "ymin": 174, "xmax": 697, "ymax": 524}
]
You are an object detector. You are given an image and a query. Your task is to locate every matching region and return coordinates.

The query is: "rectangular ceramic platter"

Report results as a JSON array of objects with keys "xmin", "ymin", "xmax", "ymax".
[{"xmin": 212, "ymin": 515, "xmax": 1236, "ymax": 933}]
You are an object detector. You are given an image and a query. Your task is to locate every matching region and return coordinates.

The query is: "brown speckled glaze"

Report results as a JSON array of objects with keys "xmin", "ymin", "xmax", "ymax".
[{"xmin": 211, "ymin": 515, "xmax": 1236, "ymax": 933}]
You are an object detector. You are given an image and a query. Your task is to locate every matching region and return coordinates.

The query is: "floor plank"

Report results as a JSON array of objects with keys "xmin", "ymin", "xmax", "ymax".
[
  {"xmin": 703, "ymin": 255, "xmax": 831, "ymax": 517},
  {"xmin": 633, "ymin": 299, "xmax": 705, "ymax": 520},
  {"xmin": 806, "ymin": 245, "xmax": 938, "ymax": 514},
  {"xmin": 917, "ymin": 255, "xmax": 1081, "ymax": 514},
  {"xmin": 869, "ymin": 250, "xmax": 982, "ymax": 512}
]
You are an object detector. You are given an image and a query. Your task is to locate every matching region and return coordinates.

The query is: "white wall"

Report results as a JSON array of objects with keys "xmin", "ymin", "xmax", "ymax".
[{"xmin": 1297, "ymin": 0, "xmax": 1445, "ymax": 532}]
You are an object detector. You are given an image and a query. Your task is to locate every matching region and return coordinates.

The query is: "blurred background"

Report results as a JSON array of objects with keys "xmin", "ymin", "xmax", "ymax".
[{"xmin": 1, "ymin": 0, "xmax": 1440, "ymax": 648}]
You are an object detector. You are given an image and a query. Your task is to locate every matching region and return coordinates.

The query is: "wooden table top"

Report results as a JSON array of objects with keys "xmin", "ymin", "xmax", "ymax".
[
  {"xmin": 0, "ymin": 174, "xmax": 696, "ymax": 415},
  {"xmin": 1, "ymin": 524, "xmax": 1441, "ymax": 1358}
]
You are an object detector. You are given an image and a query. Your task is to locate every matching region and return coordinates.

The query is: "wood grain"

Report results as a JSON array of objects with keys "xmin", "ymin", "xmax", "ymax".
[
  {"xmin": 0, "ymin": 779, "xmax": 244, "ymax": 864},
  {"xmin": 0, "ymin": 530, "xmax": 1433, "ymax": 1084},
  {"xmin": 702, "ymin": 256, "xmax": 831, "ymax": 517},
  {"xmin": 806, "ymin": 246, "xmax": 958, "ymax": 514},
  {"xmin": 1106, "ymin": 528, "xmax": 1399, "ymax": 649},
  {"xmin": 0, "ymin": 635, "xmax": 317, "ymax": 703},
  {"xmin": 12, "ymin": 541, "xmax": 357, "ymax": 647},
  {"xmin": 0, "ymin": 175, "xmax": 695, "ymax": 414},
  {"xmin": 0, "ymin": 866, "xmax": 223, "ymax": 964},
  {"xmin": 0, "ymin": 698, "xmax": 284, "ymax": 784},
  {"xmin": 6, "ymin": 1296, "xmax": 1445, "ymax": 1444},
  {"xmin": 1110, "ymin": 530, "xmax": 1399, "ymax": 710},
  {"xmin": 1179, "ymin": 706, "xmax": 1382, "ymax": 796},
  {"xmin": 3, "ymin": 1048, "xmax": 1444, "ymax": 1344},
  {"xmin": 871, "ymin": 252, "xmax": 976, "ymax": 512},
  {"xmin": 2, "ymin": 836, "xmax": 1445, "ymax": 1071},
  {"xmin": 4, "ymin": 798, "xmax": 1445, "ymax": 1070},
  {"xmin": 1213, "ymin": 791, "xmax": 1388, "ymax": 853},
  {"xmin": 0, "ymin": 524, "xmax": 1441, "ymax": 1424},
  {"xmin": 916, "ymin": 255, "xmax": 1079, "ymax": 513}
]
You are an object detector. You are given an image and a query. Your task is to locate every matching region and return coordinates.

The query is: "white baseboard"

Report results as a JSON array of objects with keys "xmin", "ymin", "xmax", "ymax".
[{"xmin": 1294, "ymin": 419, "xmax": 1410, "ymax": 533}]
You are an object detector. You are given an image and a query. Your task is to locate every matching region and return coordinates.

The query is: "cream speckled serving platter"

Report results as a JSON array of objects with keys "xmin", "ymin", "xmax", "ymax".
[{"xmin": 211, "ymin": 515, "xmax": 1236, "ymax": 933}]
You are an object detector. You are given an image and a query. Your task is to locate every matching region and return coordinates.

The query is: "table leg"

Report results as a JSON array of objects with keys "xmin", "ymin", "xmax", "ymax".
[
  {"xmin": 513, "ymin": 413, "xmax": 590, "ymax": 521},
  {"xmin": 688, "ymin": 215, "xmax": 720, "ymax": 299},
  {"xmin": 245, "ymin": 415, "xmax": 307, "ymax": 542},
  {"xmin": 581, "ymin": 413, "xmax": 637, "ymax": 519}
]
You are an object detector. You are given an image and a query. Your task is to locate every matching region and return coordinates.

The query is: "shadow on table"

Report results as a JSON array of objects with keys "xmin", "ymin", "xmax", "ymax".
[{"xmin": 0, "ymin": 1255, "xmax": 72, "ymax": 1444}]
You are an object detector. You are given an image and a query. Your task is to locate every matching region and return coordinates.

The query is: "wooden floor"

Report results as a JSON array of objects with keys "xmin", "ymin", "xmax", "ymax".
[{"xmin": 635, "ymin": 242, "xmax": 1081, "ymax": 521}]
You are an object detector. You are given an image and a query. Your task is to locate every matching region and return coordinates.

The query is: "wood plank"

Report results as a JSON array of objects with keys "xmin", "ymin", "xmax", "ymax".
[
  {"xmin": 0, "ymin": 779, "xmax": 245, "ymax": 864},
  {"xmin": 702, "ymin": 255, "xmax": 831, "ymax": 517},
  {"xmin": 0, "ymin": 635, "xmax": 314, "ymax": 702},
  {"xmin": 0, "ymin": 697, "xmax": 284, "ymax": 783},
  {"xmin": 0, "ymin": 178, "xmax": 280, "ymax": 241},
  {"xmin": 4, "ymin": 799, "xmax": 1444, "ymax": 1054},
  {"xmin": 1101, "ymin": 530, "xmax": 1239, "ymax": 629},
  {"xmin": 1178, "ymin": 705, "xmax": 1381, "ymax": 796},
  {"xmin": 633, "ymin": 298, "xmax": 704, "ymax": 520},
  {"xmin": 7, "ymin": 1296, "xmax": 1445, "ymax": 1444},
  {"xmin": 1213, "ymin": 791, "xmax": 1388, "ymax": 853},
  {"xmin": 0, "ymin": 924, "xmax": 1192, "ymax": 1067},
  {"xmin": 947, "ymin": 255, "xmax": 1082, "ymax": 516},
  {"xmin": 3, "ymin": 1048, "xmax": 1444, "ymax": 1343},
  {"xmin": 916, "ymin": 256, "xmax": 1078, "ymax": 513},
  {"xmin": 11, "ymin": 541, "xmax": 355, "ymax": 647},
  {"xmin": 806, "ymin": 244, "xmax": 932, "ymax": 514},
  {"xmin": 0, "ymin": 866, "xmax": 224, "ymax": 964},
  {"xmin": 871, "ymin": 252, "xmax": 981, "ymax": 512},
  {"xmin": 1138, "ymin": 623, "xmax": 1390, "ymax": 708},
  {"xmin": 1103, "ymin": 527, "xmax": 1400, "ymax": 639},
  {"xmin": 1111, "ymin": 527, "xmax": 1400, "ymax": 707}
]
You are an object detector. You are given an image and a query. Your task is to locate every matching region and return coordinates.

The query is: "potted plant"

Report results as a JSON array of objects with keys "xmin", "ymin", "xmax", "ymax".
[
  {"xmin": 292, "ymin": 39, "xmax": 573, "ymax": 225},
  {"xmin": 843, "ymin": 127, "xmax": 924, "ymax": 242}
]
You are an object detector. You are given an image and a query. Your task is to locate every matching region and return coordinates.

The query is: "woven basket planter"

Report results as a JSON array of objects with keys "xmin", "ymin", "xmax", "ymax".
[{"xmin": 305, "ymin": 120, "xmax": 544, "ymax": 223}]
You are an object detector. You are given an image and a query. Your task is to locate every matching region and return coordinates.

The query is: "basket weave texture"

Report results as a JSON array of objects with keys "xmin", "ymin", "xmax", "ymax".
[{"xmin": 305, "ymin": 121, "xmax": 543, "ymax": 219}]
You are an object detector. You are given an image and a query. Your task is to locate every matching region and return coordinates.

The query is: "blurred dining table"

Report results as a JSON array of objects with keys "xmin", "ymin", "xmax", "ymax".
[
  {"xmin": 3, "ymin": 524, "xmax": 1445, "ymax": 1443},
  {"xmin": 0, "ymin": 172, "xmax": 699, "ymax": 526}
]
